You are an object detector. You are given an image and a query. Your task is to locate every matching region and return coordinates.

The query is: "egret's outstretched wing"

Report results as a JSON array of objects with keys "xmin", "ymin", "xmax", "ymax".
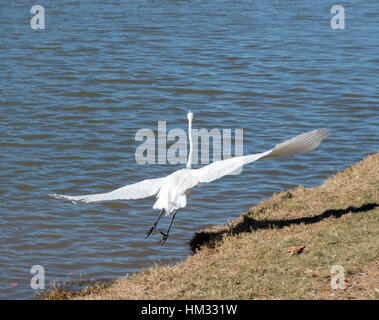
[
  {"xmin": 192, "ymin": 129, "xmax": 330, "ymax": 184},
  {"xmin": 259, "ymin": 129, "xmax": 330, "ymax": 160},
  {"xmin": 192, "ymin": 150, "xmax": 270, "ymax": 184},
  {"xmin": 50, "ymin": 177, "xmax": 166, "ymax": 204}
]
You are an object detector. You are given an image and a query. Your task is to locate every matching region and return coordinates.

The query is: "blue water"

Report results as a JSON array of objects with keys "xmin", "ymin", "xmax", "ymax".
[{"xmin": 0, "ymin": 1, "xmax": 378, "ymax": 299}]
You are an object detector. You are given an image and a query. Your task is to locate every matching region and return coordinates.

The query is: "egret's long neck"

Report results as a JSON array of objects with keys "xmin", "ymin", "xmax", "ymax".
[{"xmin": 186, "ymin": 115, "xmax": 193, "ymax": 169}]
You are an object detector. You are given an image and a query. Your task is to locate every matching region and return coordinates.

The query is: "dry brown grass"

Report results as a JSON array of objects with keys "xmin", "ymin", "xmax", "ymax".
[{"xmin": 43, "ymin": 152, "xmax": 379, "ymax": 300}]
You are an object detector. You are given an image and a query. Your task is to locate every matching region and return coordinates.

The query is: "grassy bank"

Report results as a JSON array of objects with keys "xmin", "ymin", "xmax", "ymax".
[{"xmin": 43, "ymin": 152, "xmax": 379, "ymax": 299}]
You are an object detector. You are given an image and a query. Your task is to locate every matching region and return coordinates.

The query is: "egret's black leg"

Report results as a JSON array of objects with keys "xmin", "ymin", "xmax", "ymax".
[
  {"xmin": 145, "ymin": 209, "xmax": 164, "ymax": 238},
  {"xmin": 158, "ymin": 210, "xmax": 177, "ymax": 245}
]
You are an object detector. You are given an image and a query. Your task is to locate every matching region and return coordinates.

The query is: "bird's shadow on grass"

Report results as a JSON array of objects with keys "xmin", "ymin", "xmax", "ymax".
[{"xmin": 189, "ymin": 202, "xmax": 378, "ymax": 253}]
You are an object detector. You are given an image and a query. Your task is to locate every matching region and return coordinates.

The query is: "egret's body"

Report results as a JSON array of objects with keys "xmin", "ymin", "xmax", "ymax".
[
  {"xmin": 51, "ymin": 111, "xmax": 330, "ymax": 244},
  {"xmin": 153, "ymin": 169, "xmax": 196, "ymax": 215}
]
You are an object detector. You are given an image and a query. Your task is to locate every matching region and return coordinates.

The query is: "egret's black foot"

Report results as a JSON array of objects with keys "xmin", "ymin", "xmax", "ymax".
[
  {"xmin": 158, "ymin": 229, "xmax": 169, "ymax": 245},
  {"xmin": 145, "ymin": 225, "xmax": 156, "ymax": 238}
]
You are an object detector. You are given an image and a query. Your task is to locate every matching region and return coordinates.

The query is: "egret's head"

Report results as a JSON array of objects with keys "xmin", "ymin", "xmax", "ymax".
[{"xmin": 187, "ymin": 110, "xmax": 193, "ymax": 123}]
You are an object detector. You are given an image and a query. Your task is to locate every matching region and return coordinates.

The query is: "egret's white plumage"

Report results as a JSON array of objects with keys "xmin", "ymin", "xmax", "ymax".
[{"xmin": 51, "ymin": 111, "xmax": 330, "ymax": 243}]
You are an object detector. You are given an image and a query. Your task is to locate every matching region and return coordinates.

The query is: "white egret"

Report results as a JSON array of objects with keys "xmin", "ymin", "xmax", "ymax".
[{"xmin": 51, "ymin": 111, "xmax": 330, "ymax": 244}]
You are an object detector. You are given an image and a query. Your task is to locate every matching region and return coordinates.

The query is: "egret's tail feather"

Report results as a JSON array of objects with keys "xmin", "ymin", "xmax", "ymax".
[{"xmin": 262, "ymin": 129, "xmax": 330, "ymax": 160}]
